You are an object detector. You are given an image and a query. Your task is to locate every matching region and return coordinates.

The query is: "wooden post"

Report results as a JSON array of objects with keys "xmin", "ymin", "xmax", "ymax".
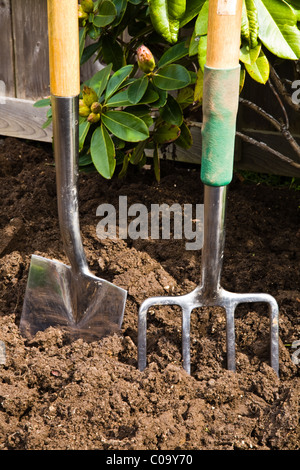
[
  {"xmin": 206, "ymin": 0, "xmax": 243, "ymax": 69},
  {"xmin": 47, "ymin": 0, "xmax": 80, "ymax": 97}
]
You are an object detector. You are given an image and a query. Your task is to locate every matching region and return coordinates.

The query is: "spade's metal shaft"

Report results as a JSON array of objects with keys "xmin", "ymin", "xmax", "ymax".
[
  {"xmin": 20, "ymin": 0, "xmax": 127, "ymax": 341},
  {"xmin": 138, "ymin": 185, "xmax": 279, "ymax": 376},
  {"xmin": 52, "ymin": 96, "xmax": 90, "ymax": 280},
  {"xmin": 20, "ymin": 97, "xmax": 127, "ymax": 340}
]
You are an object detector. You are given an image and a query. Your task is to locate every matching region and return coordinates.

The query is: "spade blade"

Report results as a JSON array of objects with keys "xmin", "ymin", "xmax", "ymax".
[{"xmin": 20, "ymin": 255, "xmax": 127, "ymax": 342}]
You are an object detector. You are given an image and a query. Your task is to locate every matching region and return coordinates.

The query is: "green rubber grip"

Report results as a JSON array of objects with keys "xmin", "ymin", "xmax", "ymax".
[{"xmin": 201, "ymin": 65, "xmax": 240, "ymax": 186}]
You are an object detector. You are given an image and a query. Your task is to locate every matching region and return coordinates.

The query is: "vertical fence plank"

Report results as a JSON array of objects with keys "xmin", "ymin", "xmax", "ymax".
[
  {"xmin": 10, "ymin": 0, "xmax": 107, "ymax": 99},
  {"xmin": 0, "ymin": 0, "xmax": 15, "ymax": 98},
  {"xmin": 11, "ymin": 0, "xmax": 50, "ymax": 99}
]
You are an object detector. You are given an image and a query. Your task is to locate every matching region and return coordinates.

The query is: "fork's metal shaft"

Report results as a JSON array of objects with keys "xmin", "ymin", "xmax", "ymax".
[
  {"xmin": 138, "ymin": 0, "xmax": 279, "ymax": 376},
  {"xmin": 200, "ymin": 185, "xmax": 227, "ymax": 297}
]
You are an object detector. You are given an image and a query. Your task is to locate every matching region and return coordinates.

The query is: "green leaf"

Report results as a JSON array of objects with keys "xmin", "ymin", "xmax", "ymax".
[
  {"xmin": 87, "ymin": 24, "xmax": 101, "ymax": 41},
  {"xmin": 168, "ymin": 0, "xmax": 186, "ymax": 19},
  {"xmin": 87, "ymin": 63, "xmax": 113, "ymax": 98},
  {"xmin": 79, "ymin": 153, "xmax": 93, "ymax": 167},
  {"xmin": 42, "ymin": 117, "xmax": 52, "ymax": 129},
  {"xmin": 189, "ymin": 28, "xmax": 199, "ymax": 57},
  {"xmin": 241, "ymin": 0, "xmax": 250, "ymax": 41},
  {"xmin": 79, "ymin": 119, "xmax": 91, "ymax": 151},
  {"xmin": 79, "ymin": 28, "xmax": 87, "ymax": 61},
  {"xmin": 245, "ymin": 50, "xmax": 270, "ymax": 83},
  {"xmin": 198, "ymin": 35, "xmax": 207, "ymax": 71},
  {"xmin": 141, "ymin": 114, "xmax": 154, "ymax": 128},
  {"xmin": 157, "ymin": 41, "xmax": 189, "ymax": 68},
  {"xmin": 175, "ymin": 122, "xmax": 193, "ymax": 149},
  {"xmin": 148, "ymin": 0, "xmax": 183, "ymax": 44},
  {"xmin": 286, "ymin": 0, "xmax": 300, "ymax": 20},
  {"xmin": 242, "ymin": 0, "xmax": 259, "ymax": 48},
  {"xmin": 180, "ymin": 0, "xmax": 205, "ymax": 27},
  {"xmin": 91, "ymin": 124, "xmax": 116, "ymax": 179},
  {"xmin": 194, "ymin": 67, "xmax": 204, "ymax": 104},
  {"xmin": 255, "ymin": 0, "xmax": 300, "ymax": 59},
  {"xmin": 81, "ymin": 41, "xmax": 100, "ymax": 65},
  {"xmin": 93, "ymin": 1, "xmax": 117, "ymax": 27},
  {"xmin": 111, "ymin": 0, "xmax": 127, "ymax": 26},
  {"xmin": 110, "ymin": 86, "xmax": 159, "ymax": 108},
  {"xmin": 128, "ymin": 76, "xmax": 148, "ymax": 104},
  {"xmin": 105, "ymin": 65, "xmax": 134, "ymax": 100},
  {"xmin": 102, "ymin": 110, "xmax": 149, "ymax": 142},
  {"xmin": 124, "ymin": 105, "xmax": 150, "ymax": 116},
  {"xmin": 118, "ymin": 153, "xmax": 130, "ymax": 179},
  {"xmin": 159, "ymin": 94, "xmax": 183, "ymax": 127},
  {"xmin": 153, "ymin": 64, "xmax": 191, "ymax": 91},
  {"xmin": 194, "ymin": 0, "xmax": 209, "ymax": 36},
  {"xmin": 138, "ymin": 87, "xmax": 160, "ymax": 105},
  {"xmin": 153, "ymin": 123, "xmax": 181, "ymax": 144},
  {"xmin": 153, "ymin": 143, "xmax": 160, "ymax": 182},
  {"xmin": 240, "ymin": 66, "xmax": 246, "ymax": 93},
  {"xmin": 101, "ymin": 36, "xmax": 125, "ymax": 71},
  {"xmin": 177, "ymin": 87, "xmax": 194, "ymax": 109},
  {"xmin": 150, "ymin": 85, "xmax": 168, "ymax": 108},
  {"xmin": 106, "ymin": 89, "xmax": 133, "ymax": 107},
  {"xmin": 130, "ymin": 140, "xmax": 147, "ymax": 165},
  {"xmin": 188, "ymin": 70, "xmax": 197, "ymax": 85},
  {"xmin": 240, "ymin": 41, "xmax": 261, "ymax": 65},
  {"xmin": 34, "ymin": 98, "xmax": 51, "ymax": 108},
  {"xmin": 124, "ymin": 105, "xmax": 153, "ymax": 127}
]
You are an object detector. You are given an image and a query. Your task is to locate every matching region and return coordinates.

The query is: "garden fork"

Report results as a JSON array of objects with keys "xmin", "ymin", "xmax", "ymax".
[{"xmin": 138, "ymin": 0, "xmax": 279, "ymax": 376}]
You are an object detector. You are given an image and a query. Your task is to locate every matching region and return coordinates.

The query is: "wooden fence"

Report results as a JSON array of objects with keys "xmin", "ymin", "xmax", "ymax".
[
  {"xmin": 0, "ymin": 0, "xmax": 300, "ymax": 177},
  {"xmin": 0, "ymin": 0, "xmax": 98, "ymax": 143}
]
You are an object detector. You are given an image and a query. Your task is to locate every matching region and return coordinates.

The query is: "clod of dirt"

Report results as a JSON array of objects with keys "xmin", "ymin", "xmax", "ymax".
[{"xmin": 0, "ymin": 137, "xmax": 299, "ymax": 450}]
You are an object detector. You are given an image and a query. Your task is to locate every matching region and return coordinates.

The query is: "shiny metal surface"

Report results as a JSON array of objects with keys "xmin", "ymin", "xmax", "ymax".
[
  {"xmin": 20, "ymin": 96, "xmax": 127, "ymax": 340},
  {"xmin": 52, "ymin": 95, "xmax": 90, "ymax": 277},
  {"xmin": 138, "ymin": 185, "xmax": 279, "ymax": 376}
]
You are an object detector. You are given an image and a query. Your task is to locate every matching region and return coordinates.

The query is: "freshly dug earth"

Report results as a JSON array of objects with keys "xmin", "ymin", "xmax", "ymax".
[{"xmin": 0, "ymin": 137, "xmax": 299, "ymax": 450}]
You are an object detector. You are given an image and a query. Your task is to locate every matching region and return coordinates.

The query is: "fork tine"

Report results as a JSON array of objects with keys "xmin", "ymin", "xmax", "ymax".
[
  {"xmin": 182, "ymin": 306, "xmax": 191, "ymax": 374},
  {"xmin": 225, "ymin": 304, "xmax": 236, "ymax": 372}
]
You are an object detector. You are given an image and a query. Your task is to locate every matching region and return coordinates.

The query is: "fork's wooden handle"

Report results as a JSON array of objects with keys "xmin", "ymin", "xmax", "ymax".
[
  {"xmin": 200, "ymin": 0, "xmax": 243, "ymax": 187},
  {"xmin": 206, "ymin": 0, "xmax": 243, "ymax": 69},
  {"xmin": 47, "ymin": 0, "xmax": 80, "ymax": 96}
]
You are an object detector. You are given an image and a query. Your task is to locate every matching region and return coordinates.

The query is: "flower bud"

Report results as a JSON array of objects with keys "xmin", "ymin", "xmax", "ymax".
[
  {"xmin": 137, "ymin": 45, "xmax": 155, "ymax": 73},
  {"xmin": 91, "ymin": 101, "xmax": 102, "ymax": 114},
  {"xmin": 78, "ymin": 5, "xmax": 89, "ymax": 23},
  {"xmin": 80, "ymin": 0, "xmax": 94, "ymax": 14},
  {"xmin": 87, "ymin": 112, "xmax": 101, "ymax": 123},
  {"xmin": 82, "ymin": 86, "xmax": 98, "ymax": 107},
  {"xmin": 79, "ymin": 99, "xmax": 91, "ymax": 117}
]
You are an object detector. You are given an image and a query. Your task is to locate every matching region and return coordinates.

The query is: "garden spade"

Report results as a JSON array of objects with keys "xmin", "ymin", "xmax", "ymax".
[
  {"xmin": 138, "ymin": 0, "xmax": 279, "ymax": 375},
  {"xmin": 20, "ymin": 0, "xmax": 127, "ymax": 341}
]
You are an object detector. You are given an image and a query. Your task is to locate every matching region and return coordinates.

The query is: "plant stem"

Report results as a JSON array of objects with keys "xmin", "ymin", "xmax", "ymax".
[
  {"xmin": 239, "ymin": 97, "xmax": 300, "ymax": 162},
  {"xmin": 269, "ymin": 65, "xmax": 300, "ymax": 113},
  {"xmin": 186, "ymin": 120, "xmax": 300, "ymax": 169}
]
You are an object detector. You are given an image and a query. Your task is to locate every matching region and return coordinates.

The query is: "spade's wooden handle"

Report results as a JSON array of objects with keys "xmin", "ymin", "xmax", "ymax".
[
  {"xmin": 47, "ymin": 0, "xmax": 80, "ymax": 96},
  {"xmin": 206, "ymin": 0, "xmax": 243, "ymax": 69}
]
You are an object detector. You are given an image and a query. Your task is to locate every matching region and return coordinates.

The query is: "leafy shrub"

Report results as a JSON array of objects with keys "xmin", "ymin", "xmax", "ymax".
[{"xmin": 38, "ymin": 0, "xmax": 300, "ymax": 180}]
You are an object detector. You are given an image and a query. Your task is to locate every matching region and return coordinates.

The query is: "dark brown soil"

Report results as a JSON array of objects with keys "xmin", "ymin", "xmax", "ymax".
[{"xmin": 0, "ymin": 137, "xmax": 299, "ymax": 450}]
